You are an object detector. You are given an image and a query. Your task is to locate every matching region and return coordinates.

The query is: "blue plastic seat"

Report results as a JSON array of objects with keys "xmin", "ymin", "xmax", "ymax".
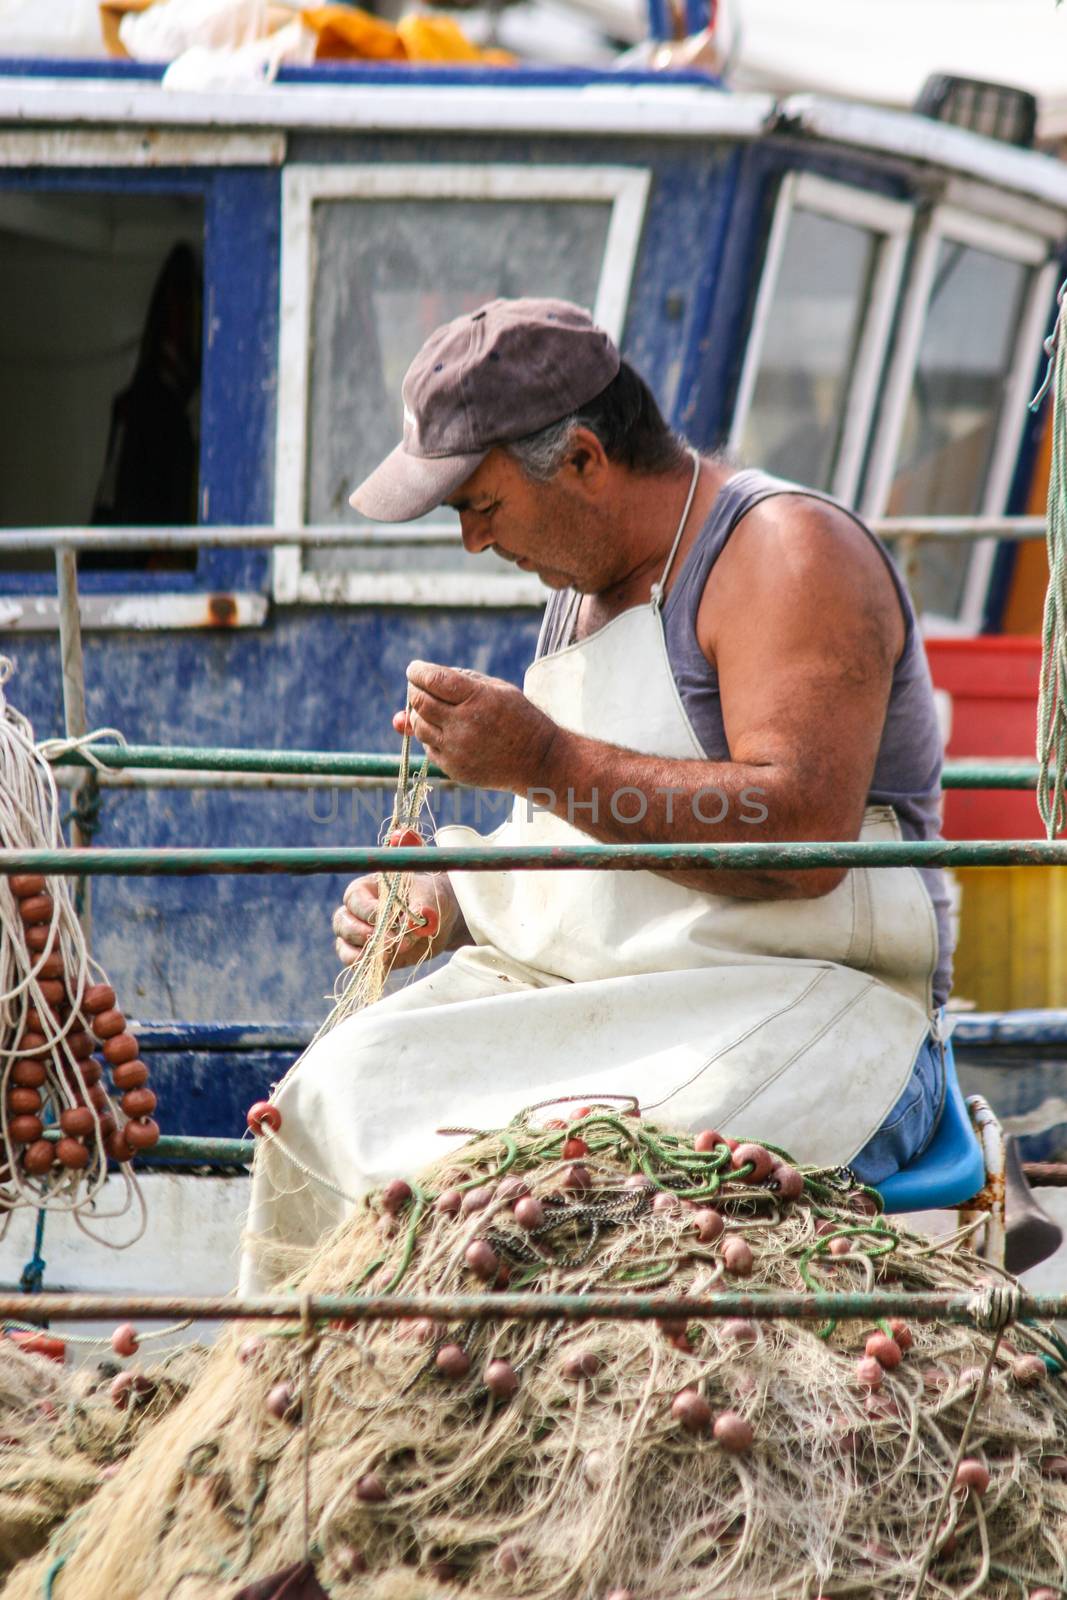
[{"xmin": 876, "ymin": 1040, "xmax": 986, "ymax": 1212}]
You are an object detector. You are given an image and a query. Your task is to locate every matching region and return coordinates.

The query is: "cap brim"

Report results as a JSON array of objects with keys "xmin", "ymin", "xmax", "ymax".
[{"xmin": 348, "ymin": 442, "xmax": 487, "ymax": 522}]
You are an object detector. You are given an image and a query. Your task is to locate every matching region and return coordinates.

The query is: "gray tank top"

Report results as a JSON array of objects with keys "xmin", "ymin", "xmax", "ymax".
[{"xmin": 537, "ymin": 468, "xmax": 952, "ymax": 1007}]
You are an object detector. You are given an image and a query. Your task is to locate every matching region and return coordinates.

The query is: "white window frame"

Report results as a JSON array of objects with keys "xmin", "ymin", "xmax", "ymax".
[
  {"xmin": 0, "ymin": 129, "xmax": 283, "ymax": 168},
  {"xmin": 272, "ymin": 162, "xmax": 651, "ymax": 608},
  {"xmin": 728, "ymin": 172, "xmax": 914, "ymax": 505},
  {"xmin": 859, "ymin": 204, "xmax": 1055, "ymax": 634}
]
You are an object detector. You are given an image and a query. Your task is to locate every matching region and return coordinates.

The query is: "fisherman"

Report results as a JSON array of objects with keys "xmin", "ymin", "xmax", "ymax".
[{"xmin": 240, "ymin": 297, "xmax": 949, "ymax": 1288}]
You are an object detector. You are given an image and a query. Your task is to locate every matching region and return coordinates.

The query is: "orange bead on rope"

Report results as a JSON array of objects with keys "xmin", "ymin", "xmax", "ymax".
[
  {"xmin": 11, "ymin": 1060, "xmax": 45, "ymax": 1088},
  {"xmin": 22, "ymin": 1140, "xmax": 54, "ymax": 1176},
  {"xmin": 59, "ymin": 1106, "xmax": 96, "ymax": 1139},
  {"xmin": 103, "ymin": 1033, "xmax": 139, "ymax": 1067},
  {"xmin": 91, "ymin": 1008, "xmax": 127, "ymax": 1041},
  {"xmin": 9, "ymin": 874, "xmax": 45, "ymax": 899},
  {"xmin": 7, "ymin": 1087, "xmax": 42, "ymax": 1116},
  {"xmin": 247, "ymin": 1101, "xmax": 282, "ymax": 1136},
  {"xmin": 111, "ymin": 1322, "xmax": 139, "ymax": 1358},
  {"xmin": 388, "ymin": 827, "xmax": 423, "ymax": 848},
  {"xmin": 17, "ymin": 894, "xmax": 54, "ymax": 926},
  {"xmin": 81, "ymin": 983, "xmax": 116, "ymax": 1015},
  {"xmin": 8, "ymin": 1114, "xmax": 44, "ymax": 1144},
  {"xmin": 106, "ymin": 1128, "xmax": 133, "ymax": 1165},
  {"xmin": 120, "ymin": 1088, "xmax": 157, "ymax": 1120},
  {"xmin": 56, "ymin": 1137, "xmax": 90, "ymax": 1170},
  {"xmin": 111, "ymin": 1060, "xmax": 148, "ymax": 1091},
  {"xmin": 124, "ymin": 1118, "xmax": 160, "ymax": 1152}
]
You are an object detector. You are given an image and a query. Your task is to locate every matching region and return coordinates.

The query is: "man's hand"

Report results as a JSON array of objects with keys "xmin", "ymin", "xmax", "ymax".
[
  {"xmin": 394, "ymin": 660, "xmax": 558, "ymax": 793},
  {"xmin": 332, "ymin": 871, "xmax": 464, "ymax": 969}
]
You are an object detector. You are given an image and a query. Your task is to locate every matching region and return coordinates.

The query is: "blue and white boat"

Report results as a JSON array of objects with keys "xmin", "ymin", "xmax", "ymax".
[{"xmin": 1, "ymin": 49, "xmax": 1066, "ymax": 1303}]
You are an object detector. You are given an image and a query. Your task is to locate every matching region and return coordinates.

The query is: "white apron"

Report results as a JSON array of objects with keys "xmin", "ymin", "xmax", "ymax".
[{"xmin": 239, "ymin": 481, "xmax": 938, "ymax": 1292}]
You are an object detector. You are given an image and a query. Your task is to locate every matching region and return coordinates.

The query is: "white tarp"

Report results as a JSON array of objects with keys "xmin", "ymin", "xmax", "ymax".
[
  {"xmin": 0, "ymin": 0, "xmax": 107, "ymax": 57},
  {"xmin": 716, "ymin": 0, "xmax": 1067, "ymax": 139}
]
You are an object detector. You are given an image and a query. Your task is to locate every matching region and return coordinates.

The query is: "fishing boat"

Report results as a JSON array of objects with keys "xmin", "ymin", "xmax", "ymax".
[{"xmin": 1, "ymin": 45, "xmax": 1067, "ymax": 1313}]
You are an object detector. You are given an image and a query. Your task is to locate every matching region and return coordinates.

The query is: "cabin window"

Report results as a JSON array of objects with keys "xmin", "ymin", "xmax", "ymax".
[
  {"xmin": 737, "ymin": 209, "xmax": 874, "ymax": 487},
  {"xmin": 890, "ymin": 244, "xmax": 1029, "ymax": 522},
  {"xmin": 0, "ymin": 190, "xmax": 204, "ymax": 575},
  {"xmin": 861, "ymin": 207, "xmax": 1055, "ymax": 630},
  {"xmin": 730, "ymin": 174, "xmax": 913, "ymax": 503},
  {"xmin": 273, "ymin": 165, "xmax": 650, "ymax": 606}
]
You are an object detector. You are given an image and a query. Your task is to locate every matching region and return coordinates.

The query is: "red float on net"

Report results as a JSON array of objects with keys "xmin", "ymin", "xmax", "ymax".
[{"xmin": 247, "ymin": 1101, "xmax": 282, "ymax": 1137}]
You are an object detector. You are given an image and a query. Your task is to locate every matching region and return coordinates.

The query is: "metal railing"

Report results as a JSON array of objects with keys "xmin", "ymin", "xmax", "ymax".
[
  {"xmin": 17, "ymin": 514, "xmax": 1052, "ymax": 833},
  {"xmin": 46, "ymin": 743, "xmax": 1056, "ymax": 791},
  {"xmin": 5, "ymin": 840, "xmax": 1067, "ymax": 875},
  {"xmin": 0, "ymin": 515, "xmax": 1049, "ymax": 554},
  {"xmin": 1, "ymin": 1287, "xmax": 1064, "ymax": 1327}
]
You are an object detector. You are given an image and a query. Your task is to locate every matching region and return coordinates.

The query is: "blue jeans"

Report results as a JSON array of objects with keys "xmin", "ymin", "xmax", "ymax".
[{"xmin": 849, "ymin": 1026, "xmax": 947, "ymax": 1186}]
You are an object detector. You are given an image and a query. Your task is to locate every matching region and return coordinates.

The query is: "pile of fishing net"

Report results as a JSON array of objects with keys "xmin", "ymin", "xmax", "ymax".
[
  {"xmin": 0, "ymin": 1336, "xmax": 203, "ymax": 1579},
  {"xmin": 7, "ymin": 1106, "xmax": 1067, "ymax": 1600}
]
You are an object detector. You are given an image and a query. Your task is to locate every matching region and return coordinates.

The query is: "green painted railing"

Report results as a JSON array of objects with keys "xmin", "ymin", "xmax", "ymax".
[
  {"xmin": 55, "ymin": 744, "xmax": 431, "ymax": 780},
  {"xmin": 1, "ymin": 1288, "xmax": 1063, "ymax": 1326},
  {"xmin": 154, "ymin": 1134, "xmax": 251, "ymax": 1165},
  {"xmin": 39, "ymin": 1127, "xmax": 251, "ymax": 1166},
  {"xmin": 942, "ymin": 764, "xmax": 1046, "ymax": 789},
  {"xmin": 49, "ymin": 744, "xmax": 1049, "ymax": 790},
  {"xmin": 32, "ymin": 749, "xmax": 1059, "ymax": 1187},
  {"xmin": 2, "ymin": 842, "xmax": 1066, "ymax": 876}
]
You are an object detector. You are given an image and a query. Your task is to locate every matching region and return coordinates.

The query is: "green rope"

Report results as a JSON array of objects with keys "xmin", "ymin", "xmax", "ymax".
[
  {"xmin": 41, "ymin": 1556, "xmax": 66, "ymax": 1597},
  {"xmin": 1035, "ymin": 279, "xmax": 1067, "ymax": 837},
  {"xmin": 362, "ymin": 1115, "xmax": 824, "ymax": 1297}
]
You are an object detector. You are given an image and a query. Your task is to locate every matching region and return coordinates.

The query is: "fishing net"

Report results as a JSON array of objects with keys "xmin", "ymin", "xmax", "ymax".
[
  {"xmin": 7, "ymin": 1108, "xmax": 1067, "ymax": 1600},
  {"xmin": 255, "ymin": 722, "xmax": 432, "ymax": 1177},
  {"xmin": 0, "ymin": 1338, "xmax": 205, "ymax": 1581},
  {"xmin": 319, "ymin": 721, "xmax": 431, "ymax": 1030}
]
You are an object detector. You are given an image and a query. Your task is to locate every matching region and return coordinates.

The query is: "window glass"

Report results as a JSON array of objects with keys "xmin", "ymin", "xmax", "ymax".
[
  {"xmin": 884, "ymin": 242, "xmax": 1030, "ymax": 619},
  {"xmin": 739, "ymin": 208, "xmax": 877, "ymax": 491},
  {"xmin": 303, "ymin": 197, "xmax": 612, "ymax": 573},
  {"xmin": 0, "ymin": 191, "xmax": 203, "ymax": 573}
]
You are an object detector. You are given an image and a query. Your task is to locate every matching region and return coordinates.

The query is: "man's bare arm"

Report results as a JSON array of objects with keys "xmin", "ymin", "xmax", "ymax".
[
  {"xmin": 399, "ymin": 500, "xmax": 904, "ymax": 900},
  {"xmin": 531, "ymin": 500, "xmax": 903, "ymax": 897}
]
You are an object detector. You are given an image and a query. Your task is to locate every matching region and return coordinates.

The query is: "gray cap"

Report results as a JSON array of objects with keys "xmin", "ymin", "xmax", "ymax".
[{"xmin": 349, "ymin": 296, "xmax": 621, "ymax": 522}]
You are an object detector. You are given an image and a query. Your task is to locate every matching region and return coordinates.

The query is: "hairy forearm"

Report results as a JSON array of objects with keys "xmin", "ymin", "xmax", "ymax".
[{"xmin": 535, "ymin": 727, "xmax": 845, "ymax": 900}]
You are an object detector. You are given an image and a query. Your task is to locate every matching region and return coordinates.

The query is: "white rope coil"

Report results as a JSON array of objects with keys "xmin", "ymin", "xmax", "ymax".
[
  {"xmin": 967, "ymin": 1282, "xmax": 1023, "ymax": 1333},
  {"xmin": 0, "ymin": 659, "xmax": 144, "ymax": 1247},
  {"xmin": 36, "ymin": 728, "xmax": 130, "ymax": 770}
]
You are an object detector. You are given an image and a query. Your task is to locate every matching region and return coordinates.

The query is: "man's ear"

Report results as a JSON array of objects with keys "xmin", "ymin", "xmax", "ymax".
[{"xmin": 563, "ymin": 426, "xmax": 610, "ymax": 491}]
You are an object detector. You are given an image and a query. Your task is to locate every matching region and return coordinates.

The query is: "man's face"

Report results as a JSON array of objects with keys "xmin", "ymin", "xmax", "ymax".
[{"xmin": 446, "ymin": 446, "xmax": 616, "ymax": 593}]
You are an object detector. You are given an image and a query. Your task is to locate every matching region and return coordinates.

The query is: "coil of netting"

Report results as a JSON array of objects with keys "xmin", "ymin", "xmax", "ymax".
[{"xmin": 0, "ymin": 659, "xmax": 145, "ymax": 1245}]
